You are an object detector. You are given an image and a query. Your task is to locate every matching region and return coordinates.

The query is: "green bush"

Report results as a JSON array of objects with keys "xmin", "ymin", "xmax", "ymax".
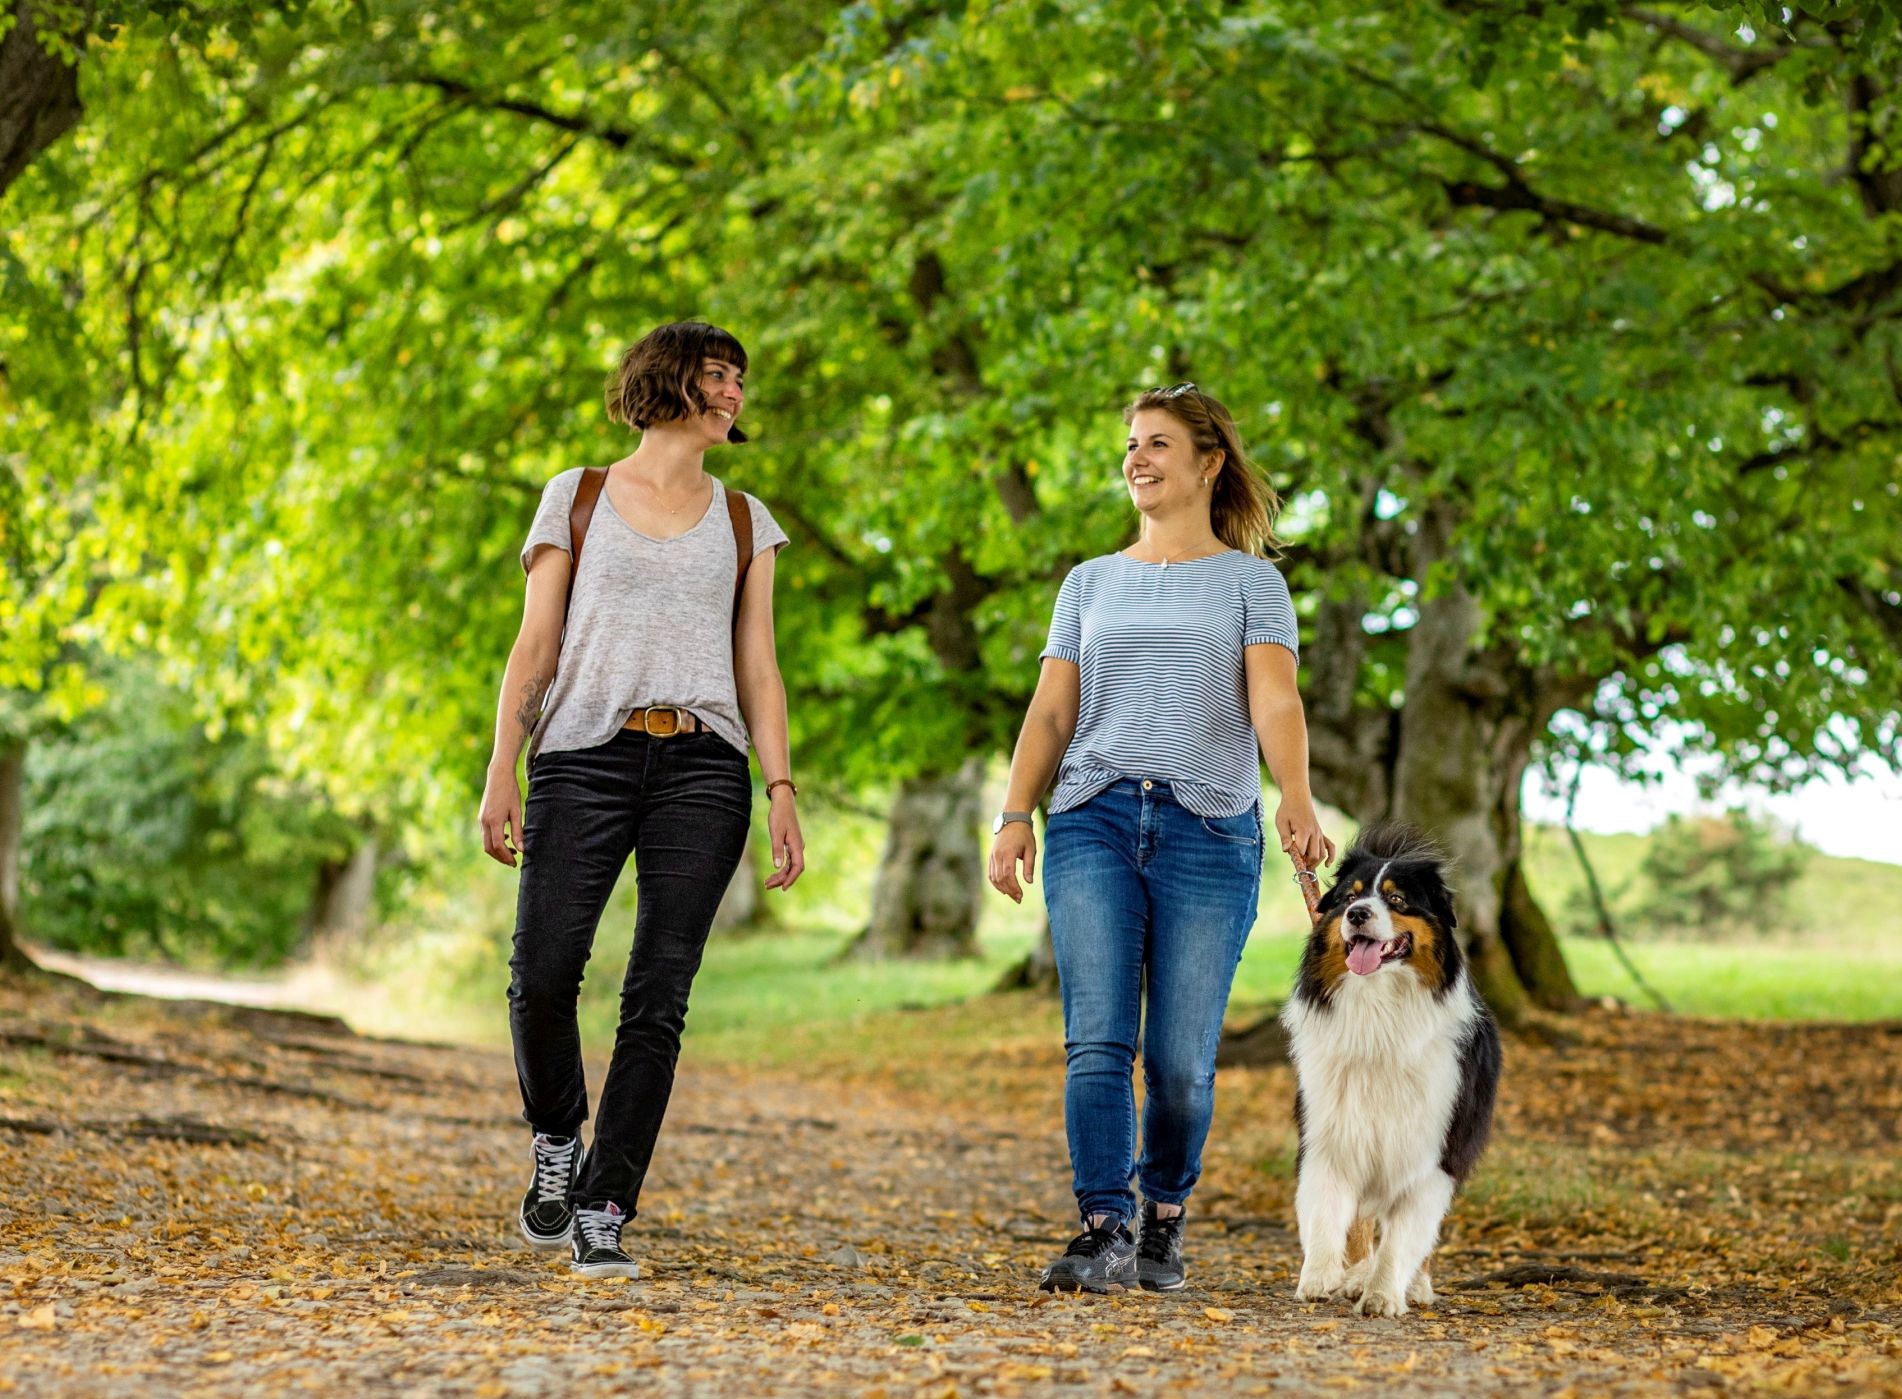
[
  {"xmin": 21, "ymin": 667, "xmax": 358, "ymax": 967},
  {"xmin": 1623, "ymin": 810, "xmax": 1811, "ymax": 940}
]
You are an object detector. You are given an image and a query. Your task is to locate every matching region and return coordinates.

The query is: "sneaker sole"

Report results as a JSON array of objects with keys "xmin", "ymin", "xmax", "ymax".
[
  {"xmin": 1038, "ymin": 1264, "xmax": 1136, "ymax": 1294},
  {"xmin": 572, "ymin": 1260, "xmax": 641, "ymax": 1279},
  {"xmin": 1137, "ymin": 1275, "xmax": 1186, "ymax": 1292},
  {"xmin": 518, "ymin": 1216, "xmax": 573, "ymax": 1250}
]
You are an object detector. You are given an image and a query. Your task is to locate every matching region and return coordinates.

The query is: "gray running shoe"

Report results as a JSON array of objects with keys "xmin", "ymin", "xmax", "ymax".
[
  {"xmin": 1038, "ymin": 1219, "xmax": 1137, "ymax": 1293},
  {"xmin": 1137, "ymin": 1201, "xmax": 1186, "ymax": 1291}
]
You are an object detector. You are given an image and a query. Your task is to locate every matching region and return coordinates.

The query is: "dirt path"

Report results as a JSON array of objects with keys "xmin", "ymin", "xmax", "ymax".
[{"xmin": 1, "ymin": 979, "xmax": 1898, "ymax": 1397}]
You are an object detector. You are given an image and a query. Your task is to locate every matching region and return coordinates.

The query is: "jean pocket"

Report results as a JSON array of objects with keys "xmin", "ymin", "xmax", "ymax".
[{"xmin": 1199, "ymin": 810, "xmax": 1261, "ymax": 846}]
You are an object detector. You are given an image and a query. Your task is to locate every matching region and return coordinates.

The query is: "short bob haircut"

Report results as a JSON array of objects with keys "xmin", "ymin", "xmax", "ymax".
[{"xmin": 605, "ymin": 321, "xmax": 749, "ymax": 443}]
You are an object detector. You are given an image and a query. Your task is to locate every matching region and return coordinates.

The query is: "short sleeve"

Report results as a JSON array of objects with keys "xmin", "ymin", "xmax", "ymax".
[
  {"xmin": 744, "ymin": 493, "xmax": 791, "ymax": 558},
  {"xmin": 1040, "ymin": 568, "xmax": 1083, "ymax": 665},
  {"xmin": 520, "ymin": 469, "xmax": 582, "ymax": 575},
  {"xmin": 1243, "ymin": 559, "xmax": 1299, "ymax": 658}
]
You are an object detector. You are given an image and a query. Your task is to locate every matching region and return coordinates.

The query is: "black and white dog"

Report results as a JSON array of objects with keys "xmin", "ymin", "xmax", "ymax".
[{"xmin": 1281, "ymin": 823, "xmax": 1501, "ymax": 1317}]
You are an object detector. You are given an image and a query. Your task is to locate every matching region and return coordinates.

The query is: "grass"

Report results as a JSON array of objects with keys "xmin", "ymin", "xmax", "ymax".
[
  {"xmin": 1557, "ymin": 936, "xmax": 1899, "ymax": 1020},
  {"xmin": 1460, "ymin": 1140, "xmax": 1613, "ymax": 1225},
  {"xmin": 335, "ymin": 814, "xmax": 1900, "ymax": 1060},
  {"xmin": 1519, "ymin": 823, "xmax": 1902, "ymax": 943}
]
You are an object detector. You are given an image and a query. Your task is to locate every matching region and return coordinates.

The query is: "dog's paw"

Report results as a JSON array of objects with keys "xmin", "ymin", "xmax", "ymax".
[
  {"xmin": 1405, "ymin": 1271, "xmax": 1436, "ymax": 1307},
  {"xmin": 1339, "ymin": 1257, "xmax": 1372, "ymax": 1301},
  {"xmin": 1295, "ymin": 1261, "xmax": 1345, "ymax": 1301},
  {"xmin": 1355, "ymin": 1286, "xmax": 1408, "ymax": 1319}
]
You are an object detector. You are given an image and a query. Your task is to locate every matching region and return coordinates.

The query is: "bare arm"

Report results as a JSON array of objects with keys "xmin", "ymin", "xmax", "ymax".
[
  {"xmin": 733, "ymin": 546, "xmax": 804, "ymax": 890},
  {"xmin": 478, "ymin": 544, "xmax": 570, "ymax": 866},
  {"xmin": 1244, "ymin": 643, "xmax": 1336, "ymax": 869},
  {"xmin": 987, "ymin": 658, "xmax": 1080, "ymax": 902}
]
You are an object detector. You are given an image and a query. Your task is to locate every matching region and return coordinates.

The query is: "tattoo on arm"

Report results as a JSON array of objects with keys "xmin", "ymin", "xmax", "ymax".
[{"xmin": 514, "ymin": 675, "xmax": 552, "ymax": 734}]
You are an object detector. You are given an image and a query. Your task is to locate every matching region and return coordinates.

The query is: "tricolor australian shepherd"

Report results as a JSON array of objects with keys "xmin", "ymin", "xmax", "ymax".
[{"xmin": 1281, "ymin": 823, "xmax": 1501, "ymax": 1318}]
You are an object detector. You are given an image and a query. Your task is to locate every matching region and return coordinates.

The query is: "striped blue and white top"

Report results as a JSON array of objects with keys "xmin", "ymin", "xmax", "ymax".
[{"xmin": 1041, "ymin": 550, "xmax": 1300, "ymax": 819}]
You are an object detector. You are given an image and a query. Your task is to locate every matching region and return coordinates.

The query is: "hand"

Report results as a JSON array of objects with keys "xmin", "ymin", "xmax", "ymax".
[
  {"xmin": 479, "ymin": 766, "xmax": 525, "ymax": 868},
  {"xmin": 1275, "ymin": 797, "xmax": 1336, "ymax": 871},
  {"xmin": 987, "ymin": 821, "xmax": 1038, "ymax": 904},
  {"xmin": 763, "ymin": 789, "xmax": 805, "ymax": 891}
]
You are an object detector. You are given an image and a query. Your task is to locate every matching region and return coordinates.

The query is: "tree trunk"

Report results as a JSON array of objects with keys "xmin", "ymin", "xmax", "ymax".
[
  {"xmin": 1, "ymin": 0, "xmax": 84, "ymax": 200},
  {"xmin": 306, "ymin": 836, "xmax": 379, "ymax": 961},
  {"xmin": 1385, "ymin": 587, "xmax": 1530, "ymax": 1024},
  {"xmin": 0, "ymin": 734, "xmax": 31, "ymax": 973},
  {"xmin": 991, "ymin": 912, "xmax": 1056, "ymax": 991},
  {"xmin": 1215, "ymin": 1012, "xmax": 1289, "ymax": 1067},
  {"xmin": 713, "ymin": 838, "xmax": 773, "ymax": 934},
  {"xmin": 846, "ymin": 758, "xmax": 986, "ymax": 961},
  {"xmin": 1377, "ymin": 511, "xmax": 1588, "ymax": 1025},
  {"xmin": 1500, "ymin": 850, "xmax": 1584, "ymax": 1012}
]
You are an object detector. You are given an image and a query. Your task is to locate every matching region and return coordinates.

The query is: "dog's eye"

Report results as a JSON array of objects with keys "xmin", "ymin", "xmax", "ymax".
[{"xmin": 1386, "ymin": 893, "xmax": 1406, "ymax": 909}]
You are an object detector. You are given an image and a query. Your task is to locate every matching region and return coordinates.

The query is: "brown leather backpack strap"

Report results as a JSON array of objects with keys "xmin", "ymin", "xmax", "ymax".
[
  {"xmin": 566, "ymin": 467, "xmax": 608, "ymax": 614},
  {"xmin": 726, "ymin": 486, "xmax": 754, "ymax": 633}
]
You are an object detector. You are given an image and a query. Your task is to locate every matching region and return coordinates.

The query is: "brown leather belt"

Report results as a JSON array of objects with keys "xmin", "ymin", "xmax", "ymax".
[{"xmin": 624, "ymin": 705, "xmax": 701, "ymax": 737}]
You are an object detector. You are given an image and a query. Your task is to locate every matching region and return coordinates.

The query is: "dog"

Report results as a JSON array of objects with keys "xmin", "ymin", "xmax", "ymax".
[{"xmin": 1280, "ymin": 822, "xmax": 1501, "ymax": 1318}]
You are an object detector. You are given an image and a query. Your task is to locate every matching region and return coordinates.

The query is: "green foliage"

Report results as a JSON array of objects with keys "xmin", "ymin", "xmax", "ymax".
[
  {"xmin": 20, "ymin": 660, "xmax": 357, "ymax": 966},
  {"xmin": 1623, "ymin": 808, "xmax": 1812, "ymax": 937},
  {"xmin": 1, "ymin": 0, "xmax": 1898, "ymax": 843},
  {"xmin": 1554, "ymin": 809, "xmax": 1815, "ymax": 940}
]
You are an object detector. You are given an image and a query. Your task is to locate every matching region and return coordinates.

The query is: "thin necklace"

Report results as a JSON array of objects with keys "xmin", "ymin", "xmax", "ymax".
[
  {"xmin": 637, "ymin": 471, "xmax": 708, "ymax": 516},
  {"xmin": 1139, "ymin": 541, "xmax": 1220, "ymax": 569}
]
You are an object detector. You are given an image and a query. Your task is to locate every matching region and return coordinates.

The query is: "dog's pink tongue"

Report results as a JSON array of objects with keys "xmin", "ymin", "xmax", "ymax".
[{"xmin": 1346, "ymin": 939, "xmax": 1384, "ymax": 976}]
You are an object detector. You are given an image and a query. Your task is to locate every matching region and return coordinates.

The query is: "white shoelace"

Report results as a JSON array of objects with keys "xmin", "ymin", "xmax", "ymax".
[
  {"xmin": 575, "ymin": 1207, "xmax": 623, "ymax": 1253},
  {"xmin": 531, "ymin": 1134, "xmax": 577, "ymax": 1203}
]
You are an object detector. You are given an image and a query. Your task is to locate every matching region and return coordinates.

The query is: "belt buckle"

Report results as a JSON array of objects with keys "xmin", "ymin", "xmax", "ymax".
[{"xmin": 642, "ymin": 705, "xmax": 684, "ymax": 737}]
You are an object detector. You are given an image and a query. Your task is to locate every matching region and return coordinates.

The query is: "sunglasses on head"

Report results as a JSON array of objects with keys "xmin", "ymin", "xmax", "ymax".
[{"xmin": 1150, "ymin": 381, "xmax": 1197, "ymax": 399}]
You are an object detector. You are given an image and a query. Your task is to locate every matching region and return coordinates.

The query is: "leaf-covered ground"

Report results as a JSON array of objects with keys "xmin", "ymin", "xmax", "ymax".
[{"xmin": 1, "ymin": 975, "xmax": 1898, "ymax": 1396}]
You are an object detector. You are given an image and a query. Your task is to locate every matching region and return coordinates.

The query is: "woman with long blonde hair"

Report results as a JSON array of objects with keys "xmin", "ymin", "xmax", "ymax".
[{"xmin": 989, "ymin": 383, "xmax": 1333, "ymax": 1293}]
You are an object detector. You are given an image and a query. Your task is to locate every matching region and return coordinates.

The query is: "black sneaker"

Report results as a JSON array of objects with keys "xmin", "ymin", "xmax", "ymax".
[
  {"xmin": 1137, "ymin": 1201, "xmax": 1186, "ymax": 1291},
  {"xmin": 1038, "ymin": 1218, "xmax": 1137, "ymax": 1293},
  {"xmin": 517, "ymin": 1132, "xmax": 579, "ymax": 1250},
  {"xmin": 571, "ymin": 1202, "xmax": 640, "ymax": 1279}
]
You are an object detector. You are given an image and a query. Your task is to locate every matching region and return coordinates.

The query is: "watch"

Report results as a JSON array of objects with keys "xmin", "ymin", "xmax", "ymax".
[{"xmin": 992, "ymin": 810, "xmax": 1033, "ymax": 835}]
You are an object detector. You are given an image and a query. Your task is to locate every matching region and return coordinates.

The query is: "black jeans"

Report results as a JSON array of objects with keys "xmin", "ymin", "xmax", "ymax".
[{"xmin": 507, "ymin": 727, "xmax": 752, "ymax": 1212}]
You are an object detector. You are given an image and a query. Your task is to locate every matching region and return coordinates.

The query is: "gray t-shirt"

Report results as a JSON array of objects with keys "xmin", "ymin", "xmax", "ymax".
[{"xmin": 520, "ymin": 469, "xmax": 789, "ymax": 761}]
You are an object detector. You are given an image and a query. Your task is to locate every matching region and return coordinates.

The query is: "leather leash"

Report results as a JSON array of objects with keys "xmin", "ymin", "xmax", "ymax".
[{"xmin": 1289, "ymin": 854, "xmax": 1323, "ymax": 928}]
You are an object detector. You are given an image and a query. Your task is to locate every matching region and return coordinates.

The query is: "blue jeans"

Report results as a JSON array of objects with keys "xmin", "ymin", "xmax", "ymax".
[{"xmin": 1043, "ymin": 779, "xmax": 1262, "ymax": 1225}]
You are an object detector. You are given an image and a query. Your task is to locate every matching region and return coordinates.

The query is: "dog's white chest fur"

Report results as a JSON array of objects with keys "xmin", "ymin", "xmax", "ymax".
[{"xmin": 1283, "ymin": 969, "xmax": 1470, "ymax": 1211}]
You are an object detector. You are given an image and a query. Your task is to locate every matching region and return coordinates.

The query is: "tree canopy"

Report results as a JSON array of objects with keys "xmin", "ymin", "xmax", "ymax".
[{"xmin": 3, "ymin": 0, "xmax": 1898, "ymax": 994}]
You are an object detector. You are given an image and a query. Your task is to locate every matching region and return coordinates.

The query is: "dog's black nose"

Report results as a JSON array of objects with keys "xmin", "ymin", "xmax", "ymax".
[{"xmin": 1345, "ymin": 904, "xmax": 1372, "ymax": 928}]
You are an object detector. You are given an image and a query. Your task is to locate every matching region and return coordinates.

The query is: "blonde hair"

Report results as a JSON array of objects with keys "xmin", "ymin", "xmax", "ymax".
[{"xmin": 1125, "ymin": 385, "xmax": 1283, "ymax": 556}]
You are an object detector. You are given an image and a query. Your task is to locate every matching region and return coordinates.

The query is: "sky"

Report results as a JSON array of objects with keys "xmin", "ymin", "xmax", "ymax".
[{"xmin": 1521, "ymin": 749, "xmax": 1902, "ymax": 866}]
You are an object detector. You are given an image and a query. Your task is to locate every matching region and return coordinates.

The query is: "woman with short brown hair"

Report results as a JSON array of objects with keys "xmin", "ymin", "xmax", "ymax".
[{"xmin": 479, "ymin": 320, "xmax": 802, "ymax": 1278}]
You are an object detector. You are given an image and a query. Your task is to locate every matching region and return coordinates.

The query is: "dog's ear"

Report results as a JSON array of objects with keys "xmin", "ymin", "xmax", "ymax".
[{"xmin": 1422, "ymin": 873, "xmax": 1459, "ymax": 931}]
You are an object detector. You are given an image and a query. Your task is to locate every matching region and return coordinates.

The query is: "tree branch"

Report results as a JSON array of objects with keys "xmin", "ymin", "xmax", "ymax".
[
  {"xmin": 1622, "ymin": 6, "xmax": 1796, "ymax": 84},
  {"xmin": 1441, "ymin": 172, "xmax": 1670, "ymax": 245},
  {"xmin": 393, "ymin": 75, "xmax": 696, "ymax": 169},
  {"xmin": 1839, "ymin": 573, "xmax": 1902, "ymax": 650},
  {"xmin": 1383, "ymin": 119, "xmax": 1669, "ymax": 244},
  {"xmin": 439, "ymin": 136, "xmax": 578, "ymax": 235}
]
